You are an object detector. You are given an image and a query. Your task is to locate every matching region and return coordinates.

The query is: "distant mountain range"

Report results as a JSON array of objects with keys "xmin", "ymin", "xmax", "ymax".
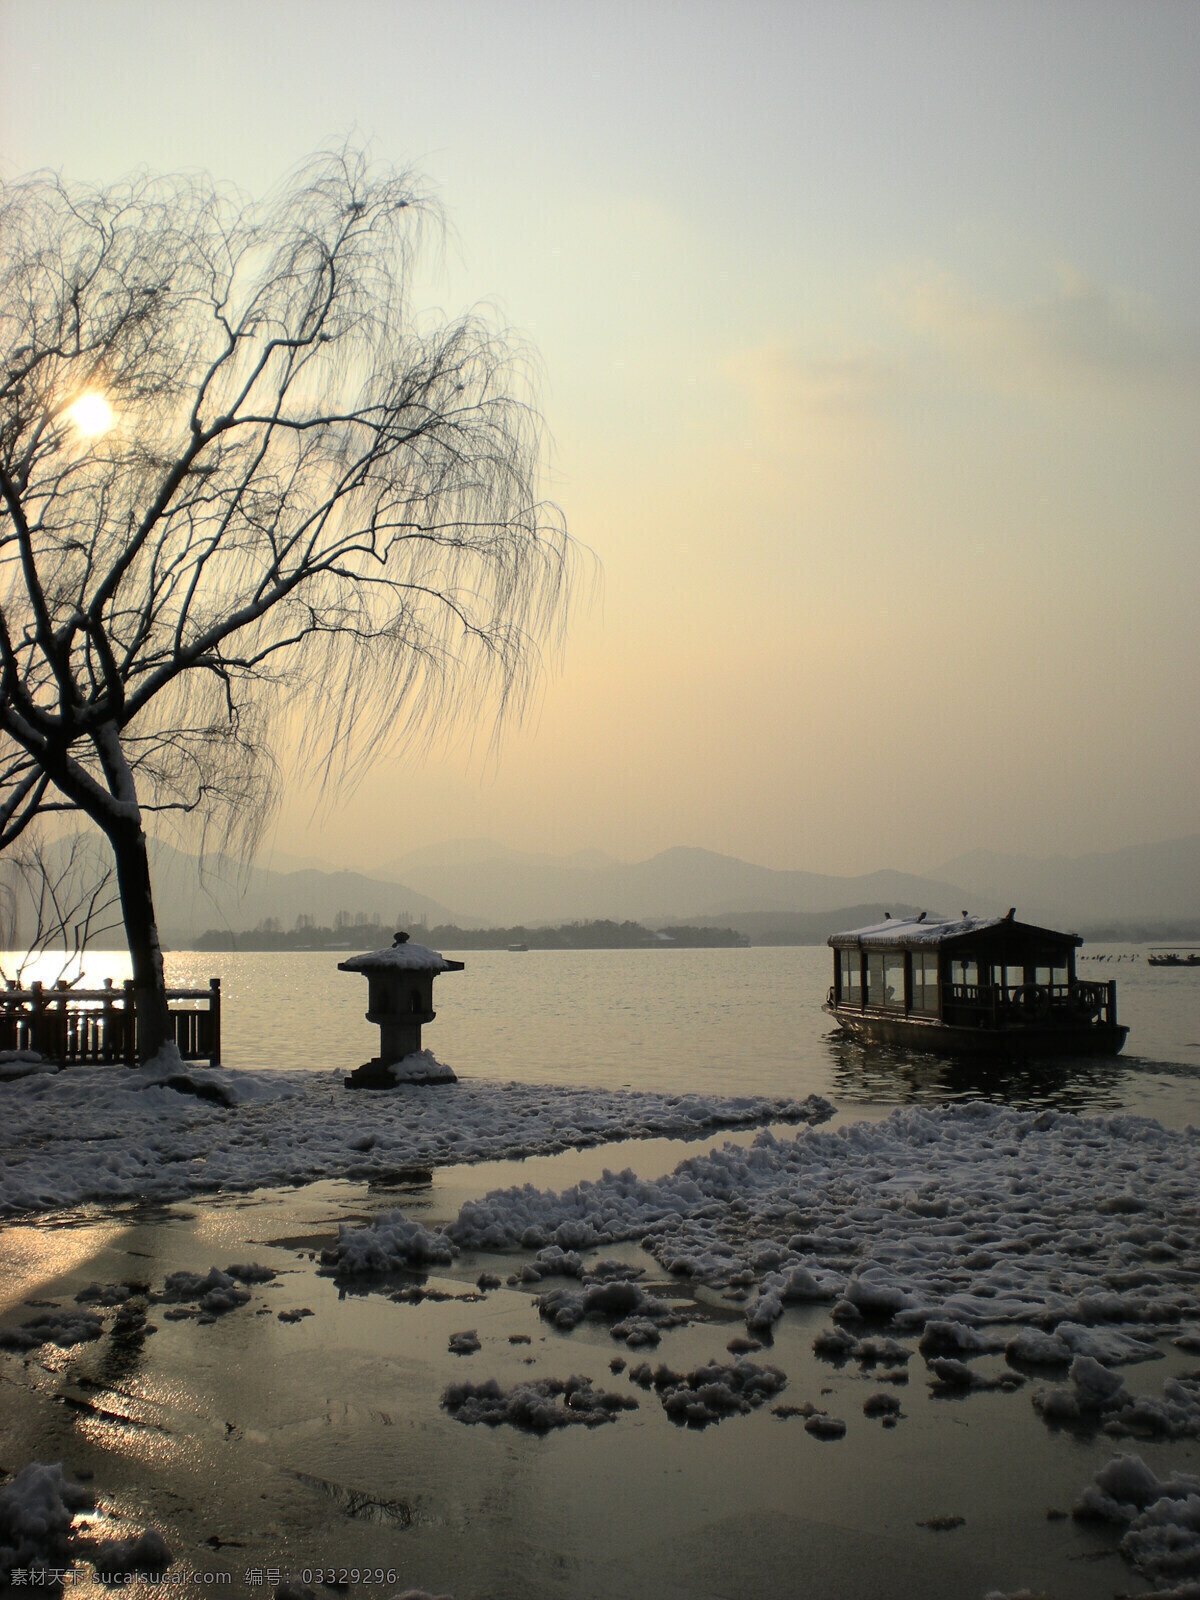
[
  {"xmin": 143, "ymin": 838, "xmax": 465, "ymax": 949},
  {"xmin": 126, "ymin": 832, "xmax": 1200, "ymax": 947},
  {"xmin": 381, "ymin": 840, "xmax": 969, "ymax": 928},
  {"xmin": 926, "ymin": 839, "xmax": 1200, "ymax": 928}
]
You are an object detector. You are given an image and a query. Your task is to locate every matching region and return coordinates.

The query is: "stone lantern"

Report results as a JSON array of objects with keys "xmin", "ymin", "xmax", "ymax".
[{"xmin": 339, "ymin": 932, "xmax": 464, "ymax": 1088}]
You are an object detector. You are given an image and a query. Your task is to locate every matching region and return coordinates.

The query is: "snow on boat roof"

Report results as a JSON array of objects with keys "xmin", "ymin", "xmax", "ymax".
[
  {"xmin": 827, "ymin": 913, "xmax": 1081, "ymax": 950},
  {"xmin": 338, "ymin": 940, "xmax": 464, "ymax": 974}
]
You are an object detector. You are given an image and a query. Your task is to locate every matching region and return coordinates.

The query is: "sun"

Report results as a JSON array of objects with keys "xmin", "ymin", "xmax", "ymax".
[{"xmin": 64, "ymin": 391, "xmax": 116, "ymax": 438}]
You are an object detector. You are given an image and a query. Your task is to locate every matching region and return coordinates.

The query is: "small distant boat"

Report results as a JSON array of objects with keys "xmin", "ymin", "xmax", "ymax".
[
  {"xmin": 507, "ymin": 942, "xmax": 529, "ymax": 953},
  {"xmin": 1147, "ymin": 948, "xmax": 1200, "ymax": 968},
  {"xmin": 825, "ymin": 910, "xmax": 1127, "ymax": 1056}
]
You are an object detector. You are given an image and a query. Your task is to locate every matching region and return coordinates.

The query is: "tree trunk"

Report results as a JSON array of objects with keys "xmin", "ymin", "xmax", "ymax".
[{"xmin": 108, "ymin": 819, "xmax": 173, "ymax": 1064}]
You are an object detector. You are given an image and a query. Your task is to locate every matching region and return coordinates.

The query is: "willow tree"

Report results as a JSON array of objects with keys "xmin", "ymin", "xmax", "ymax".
[{"xmin": 0, "ymin": 151, "xmax": 578, "ymax": 1061}]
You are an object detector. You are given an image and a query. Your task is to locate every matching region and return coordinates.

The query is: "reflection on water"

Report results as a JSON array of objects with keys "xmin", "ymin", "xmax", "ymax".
[
  {"xmin": 0, "ymin": 1220, "xmax": 125, "ymax": 1314},
  {"xmin": 824, "ymin": 1033, "xmax": 1130, "ymax": 1115},
  {"xmin": 4, "ymin": 1175, "xmax": 1191, "ymax": 1600}
]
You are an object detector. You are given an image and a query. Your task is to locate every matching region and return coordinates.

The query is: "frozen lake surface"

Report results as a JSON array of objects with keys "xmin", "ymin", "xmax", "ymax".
[{"xmin": 1, "ymin": 944, "xmax": 1198, "ymax": 1597}]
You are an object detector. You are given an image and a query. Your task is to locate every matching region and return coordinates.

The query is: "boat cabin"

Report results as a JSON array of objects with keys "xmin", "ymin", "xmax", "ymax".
[{"xmin": 825, "ymin": 911, "xmax": 1127, "ymax": 1055}]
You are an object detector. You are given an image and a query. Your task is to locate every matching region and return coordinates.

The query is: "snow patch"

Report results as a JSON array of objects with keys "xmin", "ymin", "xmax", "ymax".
[
  {"xmin": 154, "ymin": 1268, "xmax": 251, "ymax": 1316},
  {"xmin": 0, "ymin": 1065, "xmax": 831, "ymax": 1217},
  {"xmin": 0, "ymin": 1051, "xmax": 57, "ymax": 1082},
  {"xmin": 1035, "ymin": 1357, "xmax": 1200, "ymax": 1439},
  {"xmin": 87, "ymin": 1527, "xmax": 173, "ymax": 1581},
  {"xmin": 323, "ymin": 1215, "xmax": 455, "ymax": 1275},
  {"xmin": 0, "ymin": 1308, "xmax": 104, "ymax": 1352},
  {"xmin": 1074, "ymin": 1454, "xmax": 1200, "ymax": 1589},
  {"xmin": 442, "ymin": 1375, "xmax": 638, "ymax": 1431},
  {"xmin": 406, "ymin": 1105, "xmax": 1200, "ymax": 1360},
  {"xmin": 536, "ymin": 1280, "xmax": 688, "ymax": 1346},
  {"xmin": 626, "ymin": 1356, "xmax": 787, "ymax": 1427},
  {"xmin": 0, "ymin": 1463, "xmax": 93, "ymax": 1578}
]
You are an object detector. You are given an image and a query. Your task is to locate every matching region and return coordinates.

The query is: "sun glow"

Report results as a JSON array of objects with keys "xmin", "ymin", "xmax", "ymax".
[{"xmin": 64, "ymin": 391, "xmax": 115, "ymax": 437}]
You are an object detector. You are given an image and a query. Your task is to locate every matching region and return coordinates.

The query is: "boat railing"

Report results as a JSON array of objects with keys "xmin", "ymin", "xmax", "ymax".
[
  {"xmin": 945, "ymin": 978, "xmax": 1116, "ymax": 1028},
  {"xmin": 0, "ymin": 978, "xmax": 221, "ymax": 1066}
]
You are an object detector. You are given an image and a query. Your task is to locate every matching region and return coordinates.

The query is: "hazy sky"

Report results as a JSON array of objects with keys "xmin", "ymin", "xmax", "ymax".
[{"xmin": 3, "ymin": 1, "xmax": 1197, "ymax": 876}]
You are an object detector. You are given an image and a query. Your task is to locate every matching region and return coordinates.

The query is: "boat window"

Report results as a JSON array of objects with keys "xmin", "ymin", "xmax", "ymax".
[
  {"xmin": 866, "ymin": 953, "xmax": 885, "ymax": 1005},
  {"xmin": 912, "ymin": 952, "xmax": 939, "ymax": 1013},
  {"xmin": 1005, "ymin": 965, "xmax": 1026, "ymax": 998},
  {"xmin": 839, "ymin": 952, "xmax": 861, "ymax": 1002},
  {"xmin": 1052, "ymin": 965, "xmax": 1068, "ymax": 988},
  {"xmin": 882, "ymin": 953, "xmax": 906, "ymax": 1009},
  {"xmin": 951, "ymin": 959, "xmax": 978, "ymax": 990}
]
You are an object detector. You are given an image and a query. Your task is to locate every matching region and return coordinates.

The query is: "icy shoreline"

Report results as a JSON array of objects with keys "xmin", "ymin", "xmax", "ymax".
[
  {"xmin": 324, "ymin": 1101, "xmax": 1200, "ymax": 1337},
  {"xmin": 0, "ymin": 1056, "xmax": 834, "ymax": 1218},
  {"xmin": 4, "ymin": 1084, "xmax": 1200, "ymax": 1595}
]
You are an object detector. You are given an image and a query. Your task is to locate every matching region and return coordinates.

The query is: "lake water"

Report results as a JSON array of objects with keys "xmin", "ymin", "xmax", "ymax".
[{"xmin": 39, "ymin": 941, "xmax": 1196, "ymax": 1129}]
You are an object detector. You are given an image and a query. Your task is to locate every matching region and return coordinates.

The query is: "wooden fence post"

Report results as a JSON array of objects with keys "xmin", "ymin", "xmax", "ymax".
[
  {"xmin": 122, "ymin": 979, "xmax": 137, "ymax": 1066},
  {"xmin": 209, "ymin": 978, "xmax": 221, "ymax": 1065},
  {"xmin": 55, "ymin": 980, "xmax": 71, "ymax": 1063},
  {"xmin": 31, "ymin": 981, "xmax": 51, "ymax": 1062},
  {"xmin": 101, "ymin": 979, "xmax": 115, "ymax": 1062}
]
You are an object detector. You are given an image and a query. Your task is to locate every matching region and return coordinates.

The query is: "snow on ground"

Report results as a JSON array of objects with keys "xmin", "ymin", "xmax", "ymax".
[
  {"xmin": 0, "ymin": 1058, "xmax": 834, "ymax": 1216},
  {"xmin": 328, "ymin": 1104, "xmax": 1200, "ymax": 1401}
]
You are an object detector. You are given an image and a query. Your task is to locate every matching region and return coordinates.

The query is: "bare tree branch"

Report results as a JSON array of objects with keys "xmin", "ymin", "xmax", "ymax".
[
  {"xmin": 0, "ymin": 828, "xmax": 122, "ymax": 986},
  {"xmin": 0, "ymin": 148, "xmax": 591, "ymax": 1058}
]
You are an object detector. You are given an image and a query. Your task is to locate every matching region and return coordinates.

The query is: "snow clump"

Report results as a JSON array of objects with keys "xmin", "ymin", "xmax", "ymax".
[
  {"xmin": 0, "ymin": 1462, "xmax": 93, "ymax": 1578},
  {"xmin": 442, "ymin": 1375, "xmax": 638, "ymax": 1431},
  {"xmin": 926, "ymin": 1357, "xmax": 1024, "ymax": 1395},
  {"xmin": 88, "ymin": 1527, "xmax": 173, "ymax": 1582},
  {"xmin": 323, "ymin": 1214, "xmax": 455, "ymax": 1275},
  {"xmin": 1034, "ymin": 1357, "xmax": 1200, "ymax": 1439},
  {"xmin": 803, "ymin": 1412, "xmax": 847, "ymax": 1441},
  {"xmin": 536, "ymin": 1279, "xmax": 689, "ymax": 1346},
  {"xmin": 154, "ymin": 1268, "xmax": 251, "ymax": 1317},
  {"xmin": 626, "ymin": 1356, "xmax": 787, "ymax": 1427},
  {"xmin": 0, "ymin": 1051, "xmax": 56, "ymax": 1082},
  {"xmin": 0, "ymin": 1308, "xmax": 105, "ymax": 1352},
  {"xmin": 1074, "ymin": 1453, "xmax": 1200, "ymax": 1590}
]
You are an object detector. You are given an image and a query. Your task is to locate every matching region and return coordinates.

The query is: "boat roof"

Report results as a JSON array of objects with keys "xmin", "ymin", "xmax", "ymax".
[{"xmin": 828, "ymin": 913, "xmax": 1082, "ymax": 952}]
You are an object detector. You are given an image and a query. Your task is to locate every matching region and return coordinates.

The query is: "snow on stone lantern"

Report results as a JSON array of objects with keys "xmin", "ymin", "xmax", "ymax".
[{"xmin": 338, "ymin": 932, "xmax": 464, "ymax": 1089}]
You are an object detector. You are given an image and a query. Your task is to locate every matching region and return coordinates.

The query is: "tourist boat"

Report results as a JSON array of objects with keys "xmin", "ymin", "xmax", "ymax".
[
  {"xmin": 1147, "ymin": 948, "xmax": 1200, "ymax": 968},
  {"xmin": 825, "ymin": 910, "xmax": 1127, "ymax": 1056}
]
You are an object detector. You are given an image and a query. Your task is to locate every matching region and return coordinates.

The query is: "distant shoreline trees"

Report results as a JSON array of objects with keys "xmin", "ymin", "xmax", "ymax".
[
  {"xmin": 0, "ymin": 151, "xmax": 582, "ymax": 1057},
  {"xmin": 193, "ymin": 918, "xmax": 751, "ymax": 952}
]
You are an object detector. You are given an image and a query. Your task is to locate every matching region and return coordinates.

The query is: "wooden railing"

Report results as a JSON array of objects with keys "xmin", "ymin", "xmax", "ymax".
[
  {"xmin": 945, "ymin": 979, "xmax": 1117, "ymax": 1029},
  {"xmin": 0, "ymin": 978, "xmax": 221, "ymax": 1066}
]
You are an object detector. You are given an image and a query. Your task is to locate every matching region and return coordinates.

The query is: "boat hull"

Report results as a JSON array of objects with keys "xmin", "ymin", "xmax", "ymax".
[{"xmin": 824, "ymin": 1003, "xmax": 1128, "ymax": 1058}]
